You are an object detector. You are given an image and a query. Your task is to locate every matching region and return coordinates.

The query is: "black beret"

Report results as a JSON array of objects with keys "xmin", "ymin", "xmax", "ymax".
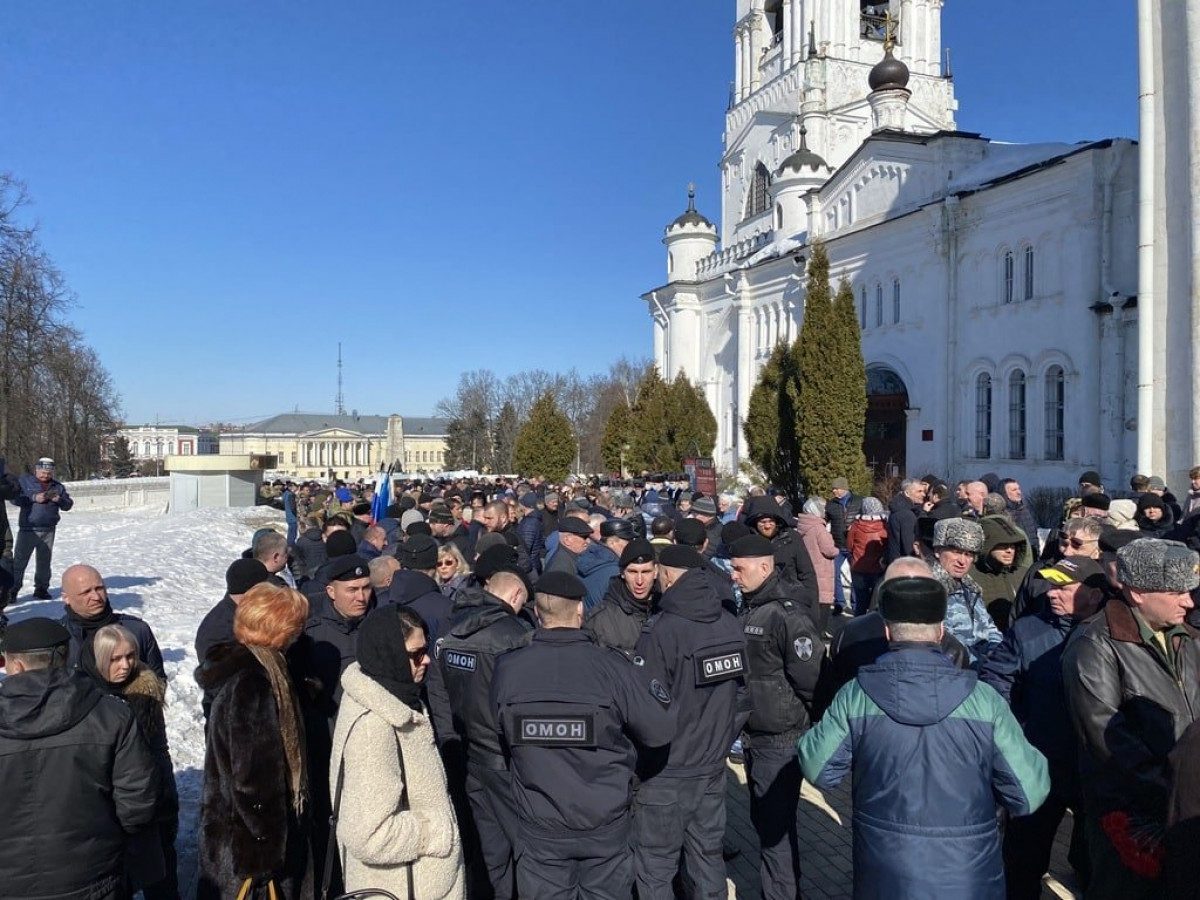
[
  {"xmin": 600, "ymin": 518, "xmax": 635, "ymax": 541},
  {"xmin": 327, "ymin": 554, "xmax": 370, "ymax": 582},
  {"xmin": 325, "ymin": 530, "xmax": 358, "ymax": 558},
  {"xmin": 351, "ymin": 501, "xmax": 372, "ymax": 516},
  {"xmin": 4, "ymin": 617, "xmax": 70, "ymax": 653},
  {"xmin": 406, "ymin": 521, "xmax": 432, "ymax": 537},
  {"xmin": 1079, "ymin": 470, "xmax": 1103, "ymax": 487},
  {"xmin": 619, "ymin": 538, "xmax": 657, "ymax": 568},
  {"xmin": 878, "ymin": 577, "xmax": 947, "ymax": 625},
  {"xmin": 475, "ymin": 543, "xmax": 520, "ymax": 584},
  {"xmin": 1081, "ymin": 493, "xmax": 1112, "ymax": 511},
  {"xmin": 1099, "ymin": 529, "xmax": 1142, "ymax": 554},
  {"xmin": 418, "ymin": 493, "xmax": 433, "ymax": 504},
  {"xmin": 428, "ymin": 507, "xmax": 454, "ymax": 525},
  {"xmin": 657, "ymin": 545, "xmax": 705, "ymax": 570},
  {"xmin": 674, "ymin": 518, "xmax": 707, "ymax": 547},
  {"xmin": 729, "ymin": 534, "xmax": 777, "ymax": 559},
  {"xmin": 226, "ymin": 558, "xmax": 269, "ymax": 595},
  {"xmin": 399, "ymin": 534, "xmax": 439, "ymax": 570},
  {"xmin": 535, "ymin": 571, "xmax": 588, "ymax": 601},
  {"xmin": 721, "ymin": 521, "xmax": 752, "ymax": 546},
  {"xmin": 558, "ymin": 517, "xmax": 593, "ymax": 537}
]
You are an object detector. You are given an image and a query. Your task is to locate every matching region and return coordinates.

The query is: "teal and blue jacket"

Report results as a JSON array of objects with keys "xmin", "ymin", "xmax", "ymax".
[{"xmin": 797, "ymin": 645, "xmax": 1049, "ymax": 899}]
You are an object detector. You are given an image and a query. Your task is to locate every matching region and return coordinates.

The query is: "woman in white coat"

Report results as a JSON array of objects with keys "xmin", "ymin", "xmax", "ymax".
[{"xmin": 330, "ymin": 605, "xmax": 465, "ymax": 900}]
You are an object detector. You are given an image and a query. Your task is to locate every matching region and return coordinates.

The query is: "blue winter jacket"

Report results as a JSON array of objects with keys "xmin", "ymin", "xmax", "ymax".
[
  {"xmin": 15, "ymin": 474, "xmax": 73, "ymax": 530},
  {"xmin": 979, "ymin": 608, "xmax": 1082, "ymax": 796},
  {"xmin": 515, "ymin": 511, "xmax": 545, "ymax": 573},
  {"xmin": 798, "ymin": 646, "xmax": 1049, "ymax": 900},
  {"xmin": 576, "ymin": 542, "xmax": 620, "ymax": 612}
]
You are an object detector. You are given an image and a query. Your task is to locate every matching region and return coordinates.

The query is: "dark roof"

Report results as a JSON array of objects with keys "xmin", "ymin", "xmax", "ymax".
[
  {"xmin": 869, "ymin": 47, "xmax": 910, "ymax": 92},
  {"xmin": 667, "ymin": 184, "xmax": 716, "ymax": 232},
  {"xmin": 237, "ymin": 413, "xmax": 450, "ymax": 437},
  {"xmin": 777, "ymin": 126, "xmax": 828, "ymax": 176}
]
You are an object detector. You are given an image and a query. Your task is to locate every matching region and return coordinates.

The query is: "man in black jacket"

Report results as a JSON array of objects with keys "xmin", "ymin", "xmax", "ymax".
[
  {"xmin": 383, "ymin": 534, "xmax": 453, "ymax": 643},
  {"xmin": 634, "ymin": 545, "xmax": 749, "ymax": 900},
  {"xmin": 195, "ymin": 558, "xmax": 271, "ymax": 721},
  {"xmin": 425, "ymin": 557, "xmax": 533, "ymax": 900},
  {"xmin": 60, "ymin": 564, "xmax": 165, "ymax": 680},
  {"xmin": 826, "ymin": 477, "xmax": 863, "ymax": 613},
  {"xmin": 730, "ymin": 534, "xmax": 824, "ymax": 899},
  {"xmin": 743, "ymin": 496, "xmax": 819, "ymax": 610},
  {"xmin": 886, "ymin": 478, "xmax": 928, "ymax": 563},
  {"xmin": 0, "ymin": 618, "xmax": 159, "ymax": 900},
  {"xmin": 585, "ymin": 538, "xmax": 659, "ymax": 652}
]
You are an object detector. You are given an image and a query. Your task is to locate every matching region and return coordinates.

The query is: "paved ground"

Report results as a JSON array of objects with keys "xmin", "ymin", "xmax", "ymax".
[{"xmin": 720, "ymin": 751, "xmax": 1081, "ymax": 899}]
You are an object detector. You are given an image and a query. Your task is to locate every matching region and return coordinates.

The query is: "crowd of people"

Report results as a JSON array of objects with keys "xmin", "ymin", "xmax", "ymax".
[{"xmin": 3, "ymin": 464, "xmax": 1200, "ymax": 899}]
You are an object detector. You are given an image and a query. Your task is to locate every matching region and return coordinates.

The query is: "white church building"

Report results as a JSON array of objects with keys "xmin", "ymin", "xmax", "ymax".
[{"xmin": 645, "ymin": 0, "xmax": 1139, "ymax": 489}]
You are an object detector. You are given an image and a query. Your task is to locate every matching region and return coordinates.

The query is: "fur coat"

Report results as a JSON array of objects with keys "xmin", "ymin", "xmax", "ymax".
[
  {"xmin": 195, "ymin": 643, "xmax": 312, "ymax": 900},
  {"xmin": 331, "ymin": 663, "xmax": 465, "ymax": 900}
]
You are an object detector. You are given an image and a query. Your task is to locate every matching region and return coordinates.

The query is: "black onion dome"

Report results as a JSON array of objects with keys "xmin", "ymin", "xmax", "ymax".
[
  {"xmin": 868, "ymin": 46, "xmax": 910, "ymax": 92},
  {"xmin": 777, "ymin": 126, "xmax": 827, "ymax": 176},
  {"xmin": 668, "ymin": 184, "xmax": 715, "ymax": 231}
]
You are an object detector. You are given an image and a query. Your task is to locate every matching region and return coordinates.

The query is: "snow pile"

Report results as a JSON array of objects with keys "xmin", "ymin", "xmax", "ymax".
[{"xmin": 5, "ymin": 505, "xmax": 283, "ymax": 899}]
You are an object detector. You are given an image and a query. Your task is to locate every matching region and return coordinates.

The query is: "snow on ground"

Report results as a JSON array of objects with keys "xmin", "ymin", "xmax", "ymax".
[{"xmin": 5, "ymin": 504, "xmax": 284, "ymax": 898}]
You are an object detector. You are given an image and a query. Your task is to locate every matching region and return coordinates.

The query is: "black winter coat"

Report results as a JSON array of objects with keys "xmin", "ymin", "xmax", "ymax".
[
  {"xmin": 585, "ymin": 576, "xmax": 656, "ymax": 652},
  {"xmin": 885, "ymin": 494, "xmax": 921, "ymax": 563},
  {"xmin": 292, "ymin": 594, "xmax": 370, "ymax": 719},
  {"xmin": 435, "ymin": 523, "xmax": 474, "ymax": 561},
  {"xmin": 769, "ymin": 528, "xmax": 819, "ymax": 608},
  {"xmin": 195, "ymin": 644, "xmax": 312, "ymax": 900},
  {"xmin": 62, "ymin": 605, "xmax": 166, "ymax": 680},
  {"xmin": 424, "ymin": 585, "xmax": 534, "ymax": 767},
  {"xmin": 635, "ymin": 568, "xmax": 749, "ymax": 778},
  {"xmin": 381, "ymin": 569, "xmax": 453, "ymax": 643},
  {"xmin": 0, "ymin": 667, "xmax": 160, "ymax": 900},
  {"xmin": 516, "ymin": 511, "xmax": 546, "ymax": 572},
  {"xmin": 291, "ymin": 527, "xmax": 326, "ymax": 581},
  {"xmin": 739, "ymin": 573, "xmax": 823, "ymax": 746},
  {"xmin": 825, "ymin": 493, "xmax": 863, "ymax": 549}
]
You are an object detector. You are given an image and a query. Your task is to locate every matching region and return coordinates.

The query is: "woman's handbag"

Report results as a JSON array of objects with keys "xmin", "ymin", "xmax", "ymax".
[{"xmin": 321, "ymin": 714, "xmax": 415, "ymax": 900}]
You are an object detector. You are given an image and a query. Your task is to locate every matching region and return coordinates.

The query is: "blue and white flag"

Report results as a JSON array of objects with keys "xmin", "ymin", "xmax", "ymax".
[{"xmin": 371, "ymin": 467, "xmax": 392, "ymax": 524}]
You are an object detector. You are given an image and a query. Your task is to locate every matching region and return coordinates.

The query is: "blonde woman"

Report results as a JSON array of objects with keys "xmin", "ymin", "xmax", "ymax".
[
  {"xmin": 196, "ymin": 584, "xmax": 311, "ymax": 900},
  {"xmin": 436, "ymin": 544, "xmax": 470, "ymax": 597},
  {"xmin": 91, "ymin": 624, "xmax": 178, "ymax": 900},
  {"xmin": 331, "ymin": 605, "xmax": 465, "ymax": 899}
]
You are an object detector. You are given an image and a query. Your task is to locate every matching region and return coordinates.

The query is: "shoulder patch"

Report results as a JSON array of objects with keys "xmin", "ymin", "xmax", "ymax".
[
  {"xmin": 433, "ymin": 637, "xmax": 444, "ymax": 660},
  {"xmin": 744, "ymin": 624, "xmax": 765, "ymax": 636},
  {"xmin": 444, "ymin": 649, "xmax": 477, "ymax": 672},
  {"xmin": 794, "ymin": 636, "xmax": 814, "ymax": 661},
  {"xmin": 649, "ymin": 678, "xmax": 671, "ymax": 707}
]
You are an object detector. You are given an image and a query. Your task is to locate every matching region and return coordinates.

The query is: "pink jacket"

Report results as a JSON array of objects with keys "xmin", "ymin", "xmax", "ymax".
[{"xmin": 795, "ymin": 514, "xmax": 839, "ymax": 604}]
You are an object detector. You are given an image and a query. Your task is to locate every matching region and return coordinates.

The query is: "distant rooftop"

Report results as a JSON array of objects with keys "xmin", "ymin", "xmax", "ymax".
[
  {"xmin": 233, "ymin": 412, "xmax": 450, "ymax": 436},
  {"xmin": 120, "ymin": 424, "xmax": 203, "ymax": 434}
]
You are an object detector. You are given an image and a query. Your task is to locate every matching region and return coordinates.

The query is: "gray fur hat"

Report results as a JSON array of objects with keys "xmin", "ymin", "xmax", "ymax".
[
  {"xmin": 1116, "ymin": 538, "xmax": 1200, "ymax": 593},
  {"xmin": 932, "ymin": 517, "xmax": 985, "ymax": 554}
]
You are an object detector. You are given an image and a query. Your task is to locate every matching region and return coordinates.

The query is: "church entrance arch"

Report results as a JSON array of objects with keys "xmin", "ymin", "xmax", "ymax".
[{"xmin": 864, "ymin": 366, "xmax": 908, "ymax": 479}]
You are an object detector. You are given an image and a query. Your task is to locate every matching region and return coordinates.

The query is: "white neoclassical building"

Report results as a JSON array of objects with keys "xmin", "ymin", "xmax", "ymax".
[{"xmin": 645, "ymin": 0, "xmax": 1139, "ymax": 489}]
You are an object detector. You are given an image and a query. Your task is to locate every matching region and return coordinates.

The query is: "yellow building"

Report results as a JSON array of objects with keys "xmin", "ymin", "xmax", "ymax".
[{"xmin": 219, "ymin": 413, "xmax": 449, "ymax": 480}]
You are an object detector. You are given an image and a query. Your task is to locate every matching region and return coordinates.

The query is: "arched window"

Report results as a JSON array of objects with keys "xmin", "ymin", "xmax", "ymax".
[
  {"xmin": 875, "ymin": 284, "xmax": 883, "ymax": 327},
  {"xmin": 775, "ymin": 203, "xmax": 783, "ymax": 230},
  {"xmin": 860, "ymin": 285, "xmax": 867, "ymax": 329},
  {"xmin": 1044, "ymin": 365, "xmax": 1065, "ymax": 460},
  {"xmin": 975, "ymin": 373, "xmax": 993, "ymax": 459},
  {"xmin": 1024, "ymin": 245, "xmax": 1035, "ymax": 300},
  {"xmin": 892, "ymin": 278, "xmax": 900, "ymax": 323},
  {"xmin": 667, "ymin": 251, "xmax": 674, "ymax": 276},
  {"xmin": 1008, "ymin": 370, "xmax": 1027, "ymax": 459},
  {"xmin": 1004, "ymin": 251, "xmax": 1015, "ymax": 303},
  {"xmin": 745, "ymin": 163, "xmax": 771, "ymax": 219}
]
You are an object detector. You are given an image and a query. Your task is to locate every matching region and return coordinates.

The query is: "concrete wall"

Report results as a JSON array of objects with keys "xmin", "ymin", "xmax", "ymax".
[{"xmin": 59, "ymin": 477, "xmax": 171, "ymax": 512}]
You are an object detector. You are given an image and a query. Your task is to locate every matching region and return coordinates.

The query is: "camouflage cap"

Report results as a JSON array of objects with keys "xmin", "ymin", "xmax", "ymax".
[
  {"xmin": 932, "ymin": 517, "xmax": 985, "ymax": 554},
  {"xmin": 1116, "ymin": 538, "xmax": 1200, "ymax": 593}
]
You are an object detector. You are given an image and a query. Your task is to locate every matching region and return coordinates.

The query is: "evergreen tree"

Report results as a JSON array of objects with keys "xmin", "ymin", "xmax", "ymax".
[
  {"xmin": 796, "ymin": 242, "xmax": 869, "ymax": 495},
  {"xmin": 626, "ymin": 367, "xmax": 671, "ymax": 474},
  {"xmin": 512, "ymin": 392, "xmax": 576, "ymax": 482},
  {"xmin": 831, "ymin": 277, "xmax": 871, "ymax": 494},
  {"xmin": 491, "ymin": 402, "xmax": 519, "ymax": 474},
  {"xmin": 666, "ymin": 371, "xmax": 717, "ymax": 466},
  {"xmin": 110, "ymin": 436, "xmax": 136, "ymax": 478},
  {"xmin": 601, "ymin": 402, "xmax": 633, "ymax": 475},
  {"xmin": 743, "ymin": 341, "xmax": 802, "ymax": 503},
  {"xmin": 444, "ymin": 409, "xmax": 490, "ymax": 471}
]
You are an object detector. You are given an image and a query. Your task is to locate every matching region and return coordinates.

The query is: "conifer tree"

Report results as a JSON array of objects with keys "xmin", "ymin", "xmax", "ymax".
[
  {"xmin": 513, "ymin": 392, "xmax": 576, "ymax": 481},
  {"xmin": 626, "ymin": 367, "xmax": 671, "ymax": 473},
  {"xmin": 601, "ymin": 402, "xmax": 633, "ymax": 474},
  {"xmin": 831, "ymin": 277, "xmax": 871, "ymax": 493},
  {"xmin": 110, "ymin": 436, "xmax": 136, "ymax": 478},
  {"xmin": 743, "ymin": 340, "xmax": 802, "ymax": 502},
  {"xmin": 491, "ymin": 402, "xmax": 519, "ymax": 475},
  {"xmin": 666, "ymin": 371, "xmax": 718, "ymax": 466},
  {"xmin": 796, "ymin": 243, "xmax": 870, "ymax": 495}
]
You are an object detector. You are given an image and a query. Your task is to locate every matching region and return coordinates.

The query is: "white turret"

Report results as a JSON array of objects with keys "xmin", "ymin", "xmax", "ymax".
[
  {"xmin": 772, "ymin": 123, "xmax": 831, "ymax": 236},
  {"xmin": 664, "ymin": 184, "xmax": 719, "ymax": 282}
]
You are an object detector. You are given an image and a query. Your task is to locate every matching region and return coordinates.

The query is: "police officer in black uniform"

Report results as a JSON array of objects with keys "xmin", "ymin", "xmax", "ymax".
[
  {"xmin": 585, "ymin": 538, "xmax": 659, "ymax": 652},
  {"xmin": 424, "ymin": 546, "xmax": 533, "ymax": 900},
  {"xmin": 633, "ymin": 545, "xmax": 749, "ymax": 900},
  {"xmin": 729, "ymin": 534, "xmax": 825, "ymax": 900},
  {"xmin": 492, "ymin": 571, "xmax": 676, "ymax": 900}
]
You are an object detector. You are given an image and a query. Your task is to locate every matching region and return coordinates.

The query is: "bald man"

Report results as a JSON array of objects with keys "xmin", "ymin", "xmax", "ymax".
[{"xmin": 58, "ymin": 564, "xmax": 165, "ymax": 679}]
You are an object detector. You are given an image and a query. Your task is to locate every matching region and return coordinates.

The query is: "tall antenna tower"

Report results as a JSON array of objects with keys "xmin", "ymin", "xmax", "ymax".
[{"xmin": 335, "ymin": 342, "xmax": 346, "ymax": 415}]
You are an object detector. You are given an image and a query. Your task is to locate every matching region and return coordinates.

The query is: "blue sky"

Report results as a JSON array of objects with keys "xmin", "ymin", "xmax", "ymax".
[{"xmin": 1, "ymin": 1, "xmax": 1137, "ymax": 425}]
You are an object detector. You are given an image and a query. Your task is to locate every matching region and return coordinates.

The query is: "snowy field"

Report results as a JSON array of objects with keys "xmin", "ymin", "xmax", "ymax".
[{"xmin": 4, "ymin": 503, "xmax": 284, "ymax": 898}]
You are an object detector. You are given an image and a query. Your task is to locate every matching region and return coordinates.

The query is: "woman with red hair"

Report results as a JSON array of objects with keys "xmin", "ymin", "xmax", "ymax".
[{"xmin": 196, "ymin": 583, "xmax": 311, "ymax": 900}]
